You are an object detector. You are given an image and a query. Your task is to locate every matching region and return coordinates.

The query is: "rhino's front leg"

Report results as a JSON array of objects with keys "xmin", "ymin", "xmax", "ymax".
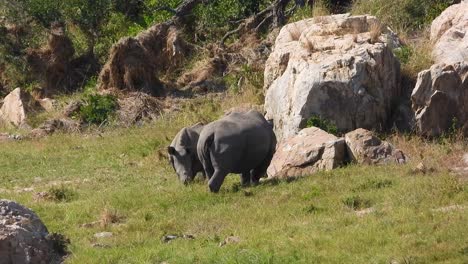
[{"xmin": 208, "ymin": 169, "xmax": 228, "ymax": 193}]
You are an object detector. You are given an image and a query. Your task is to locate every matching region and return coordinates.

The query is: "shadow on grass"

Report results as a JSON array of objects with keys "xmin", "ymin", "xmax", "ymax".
[{"xmin": 259, "ymin": 176, "xmax": 303, "ymax": 186}]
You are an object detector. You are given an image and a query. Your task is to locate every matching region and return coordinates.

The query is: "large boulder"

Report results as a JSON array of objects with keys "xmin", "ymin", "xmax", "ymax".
[
  {"xmin": 267, "ymin": 127, "xmax": 346, "ymax": 179},
  {"xmin": 411, "ymin": 62, "xmax": 468, "ymax": 137},
  {"xmin": 430, "ymin": 0, "xmax": 468, "ymax": 65},
  {"xmin": 0, "ymin": 200, "xmax": 67, "ymax": 264},
  {"xmin": 264, "ymin": 14, "xmax": 401, "ymax": 140},
  {"xmin": 345, "ymin": 128, "xmax": 406, "ymax": 165},
  {"xmin": 0, "ymin": 88, "xmax": 41, "ymax": 128}
]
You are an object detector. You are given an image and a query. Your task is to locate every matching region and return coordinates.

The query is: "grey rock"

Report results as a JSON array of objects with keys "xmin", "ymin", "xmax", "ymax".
[
  {"xmin": 267, "ymin": 127, "xmax": 346, "ymax": 178},
  {"xmin": 264, "ymin": 14, "xmax": 401, "ymax": 140}
]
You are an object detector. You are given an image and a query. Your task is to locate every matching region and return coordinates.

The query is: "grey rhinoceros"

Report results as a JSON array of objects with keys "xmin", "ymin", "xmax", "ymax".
[{"xmin": 168, "ymin": 110, "xmax": 276, "ymax": 192}]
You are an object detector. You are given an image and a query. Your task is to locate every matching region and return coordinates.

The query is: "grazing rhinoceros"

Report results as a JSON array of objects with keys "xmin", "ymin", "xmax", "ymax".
[
  {"xmin": 168, "ymin": 123, "xmax": 205, "ymax": 184},
  {"xmin": 168, "ymin": 110, "xmax": 276, "ymax": 192}
]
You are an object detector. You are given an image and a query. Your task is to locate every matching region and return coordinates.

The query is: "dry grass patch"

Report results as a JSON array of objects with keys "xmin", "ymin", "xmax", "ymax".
[
  {"xmin": 369, "ymin": 21, "xmax": 383, "ymax": 43},
  {"xmin": 99, "ymin": 208, "xmax": 123, "ymax": 228},
  {"xmin": 301, "ymin": 36, "xmax": 315, "ymax": 53}
]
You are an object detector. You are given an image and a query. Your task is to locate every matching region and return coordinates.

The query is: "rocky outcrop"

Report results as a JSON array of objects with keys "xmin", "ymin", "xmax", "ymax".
[
  {"xmin": 267, "ymin": 127, "xmax": 346, "ymax": 178},
  {"xmin": 0, "ymin": 200, "xmax": 68, "ymax": 264},
  {"xmin": 0, "ymin": 88, "xmax": 41, "ymax": 128},
  {"xmin": 430, "ymin": 0, "xmax": 468, "ymax": 65},
  {"xmin": 264, "ymin": 14, "xmax": 401, "ymax": 140},
  {"xmin": 411, "ymin": 62, "xmax": 468, "ymax": 137},
  {"xmin": 410, "ymin": 1, "xmax": 468, "ymax": 137},
  {"xmin": 345, "ymin": 128, "xmax": 406, "ymax": 165},
  {"xmin": 30, "ymin": 118, "xmax": 81, "ymax": 138}
]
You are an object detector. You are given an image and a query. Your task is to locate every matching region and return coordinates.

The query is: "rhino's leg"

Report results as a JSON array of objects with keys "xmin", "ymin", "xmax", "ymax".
[
  {"xmin": 241, "ymin": 172, "xmax": 251, "ymax": 186},
  {"xmin": 251, "ymin": 157, "xmax": 272, "ymax": 184},
  {"xmin": 204, "ymin": 166, "xmax": 214, "ymax": 180},
  {"xmin": 251, "ymin": 138, "xmax": 275, "ymax": 184},
  {"xmin": 208, "ymin": 169, "xmax": 228, "ymax": 193}
]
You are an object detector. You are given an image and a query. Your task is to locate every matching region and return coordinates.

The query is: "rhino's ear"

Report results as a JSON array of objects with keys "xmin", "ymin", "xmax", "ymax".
[{"xmin": 167, "ymin": 146, "xmax": 176, "ymax": 155}]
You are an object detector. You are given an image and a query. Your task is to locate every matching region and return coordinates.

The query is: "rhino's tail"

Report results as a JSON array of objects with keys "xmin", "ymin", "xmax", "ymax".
[{"xmin": 198, "ymin": 132, "xmax": 215, "ymax": 177}]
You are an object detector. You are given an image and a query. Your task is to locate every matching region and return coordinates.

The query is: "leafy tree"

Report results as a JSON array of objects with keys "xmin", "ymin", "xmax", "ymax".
[{"xmin": 62, "ymin": 0, "xmax": 112, "ymax": 57}]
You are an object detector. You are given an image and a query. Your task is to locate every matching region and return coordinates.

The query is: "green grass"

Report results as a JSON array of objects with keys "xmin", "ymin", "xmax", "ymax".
[{"xmin": 0, "ymin": 106, "xmax": 467, "ymax": 263}]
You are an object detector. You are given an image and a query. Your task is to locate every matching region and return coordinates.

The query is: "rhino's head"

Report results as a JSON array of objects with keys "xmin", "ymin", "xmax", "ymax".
[{"xmin": 168, "ymin": 124, "xmax": 203, "ymax": 184}]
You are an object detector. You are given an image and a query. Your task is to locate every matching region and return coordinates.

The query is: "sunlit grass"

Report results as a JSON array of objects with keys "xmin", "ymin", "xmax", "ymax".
[{"xmin": 1, "ymin": 101, "xmax": 467, "ymax": 263}]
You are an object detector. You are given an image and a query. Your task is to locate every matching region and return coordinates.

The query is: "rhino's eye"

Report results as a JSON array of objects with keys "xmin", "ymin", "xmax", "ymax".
[{"xmin": 185, "ymin": 148, "xmax": 191, "ymax": 155}]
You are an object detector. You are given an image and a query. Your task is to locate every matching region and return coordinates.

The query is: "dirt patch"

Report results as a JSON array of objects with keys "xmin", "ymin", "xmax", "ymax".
[
  {"xmin": 26, "ymin": 22, "xmax": 98, "ymax": 96},
  {"xmin": 98, "ymin": 23, "xmax": 191, "ymax": 95},
  {"xmin": 116, "ymin": 92, "xmax": 164, "ymax": 126}
]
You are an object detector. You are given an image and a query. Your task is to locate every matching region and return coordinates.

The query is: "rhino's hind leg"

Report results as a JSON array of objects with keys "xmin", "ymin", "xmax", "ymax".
[
  {"xmin": 241, "ymin": 172, "xmax": 251, "ymax": 186},
  {"xmin": 208, "ymin": 169, "xmax": 228, "ymax": 193},
  {"xmin": 251, "ymin": 158, "xmax": 272, "ymax": 184}
]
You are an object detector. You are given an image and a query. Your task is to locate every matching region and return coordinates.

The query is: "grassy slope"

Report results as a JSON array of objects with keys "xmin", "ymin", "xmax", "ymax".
[
  {"xmin": 1, "ymin": 2, "xmax": 467, "ymax": 263},
  {"xmin": 0, "ymin": 95, "xmax": 467, "ymax": 263}
]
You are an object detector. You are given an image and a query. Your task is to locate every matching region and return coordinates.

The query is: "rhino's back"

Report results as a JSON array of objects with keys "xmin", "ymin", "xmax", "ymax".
[{"xmin": 198, "ymin": 110, "xmax": 274, "ymax": 172}]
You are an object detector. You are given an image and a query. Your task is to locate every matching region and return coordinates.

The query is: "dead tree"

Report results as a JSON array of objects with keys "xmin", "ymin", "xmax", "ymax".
[{"xmin": 220, "ymin": 0, "xmax": 293, "ymax": 47}]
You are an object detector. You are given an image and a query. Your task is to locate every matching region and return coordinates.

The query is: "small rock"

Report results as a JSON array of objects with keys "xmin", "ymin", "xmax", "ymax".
[
  {"xmin": 80, "ymin": 221, "xmax": 101, "ymax": 228},
  {"xmin": 30, "ymin": 118, "xmax": 81, "ymax": 138},
  {"xmin": 94, "ymin": 232, "xmax": 113, "ymax": 238},
  {"xmin": 219, "ymin": 236, "xmax": 241, "ymax": 247},
  {"xmin": 38, "ymin": 98, "xmax": 58, "ymax": 112},
  {"xmin": 63, "ymin": 100, "xmax": 83, "ymax": 117},
  {"xmin": 345, "ymin": 128, "xmax": 406, "ymax": 165},
  {"xmin": 91, "ymin": 243, "xmax": 111, "ymax": 248},
  {"xmin": 267, "ymin": 127, "xmax": 346, "ymax": 178},
  {"xmin": 162, "ymin": 234, "xmax": 195, "ymax": 243},
  {"xmin": 355, "ymin": 207, "xmax": 375, "ymax": 217},
  {"xmin": 413, "ymin": 162, "xmax": 435, "ymax": 174}
]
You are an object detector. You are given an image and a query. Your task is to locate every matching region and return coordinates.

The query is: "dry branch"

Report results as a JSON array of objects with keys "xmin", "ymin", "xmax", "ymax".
[{"xmin": 220, "ymin": 0, "xmax": 293, "ymax": 48}]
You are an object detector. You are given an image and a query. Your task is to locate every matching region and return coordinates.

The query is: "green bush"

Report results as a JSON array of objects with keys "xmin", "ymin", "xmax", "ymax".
[
  {"xmin": 351, "ymin": 0, "xmax": 453, "ymax": 31},
  {"xmin": 45, "ymin": 186, "xmax": 77, "ymax": 202},
  {"xmin": 306, "ymin": 115, "xmax": 338, "ymax": 135},
  {"xmin": 79, "ymin": 94, "xmax": 118, "ymax": 125},
  {"xmin": 342, "ymin": 195, "xmax": 372, "ymax": 210}
]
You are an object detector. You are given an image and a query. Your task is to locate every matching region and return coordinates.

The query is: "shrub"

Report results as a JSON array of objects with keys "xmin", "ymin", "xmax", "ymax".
[
  {"xmin": 45, "ymin": 186, "xmax": 77, "ymax": 202},
  {"xmin": 79, "ymin": 94, "xmax": 118, "ymax": 125},
  {"xmin": 342, "ymin": 195, "xmax": 372, "ymax": 210},
  {"xmin": 351, "ymin": 0, "xmax": 453, "ymax": 32},
  {"xmin": 306, "ymin": 115, "xmax": 338, "ymax": 135}
]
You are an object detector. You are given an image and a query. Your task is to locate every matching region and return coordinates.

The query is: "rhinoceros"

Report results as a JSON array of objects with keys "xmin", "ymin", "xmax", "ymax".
[
  {"xmin": 168, "ymin": 123, "xmax": 205, "ymax": 184},
  {"xmin": 168, "ymin": 110, "xmax": 276, "ymax": 192}
]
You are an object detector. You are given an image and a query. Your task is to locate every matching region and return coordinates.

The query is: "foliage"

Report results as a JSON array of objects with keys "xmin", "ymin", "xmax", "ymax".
[
  {"xmin": 342, "ymin": 195, "xmax": 372, "ymax": 210},
  {"xmin": 351, "ymin": 0, "xmax": 453, "ymax": 32},
  {"xmin": 45, "ymin": 185, "xmax": 77, "ymax": 202},
  {"xmin": 393, "ymin": 46, "xmax": 413, "ymax": 64},
  {"xmin": 79, "ymin": 94, "xmax": 118, "ymax": 125},
  {"xmin": 225, "ymin": 64, "xmax": 263, "ymax": 92},
  {"xmin": 306, "ymin": 115, "xmax": 338, "ymax": 135},
  {"xmin": 193, "ymin": 0, "xmax": 273, "ymax": 41}
]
